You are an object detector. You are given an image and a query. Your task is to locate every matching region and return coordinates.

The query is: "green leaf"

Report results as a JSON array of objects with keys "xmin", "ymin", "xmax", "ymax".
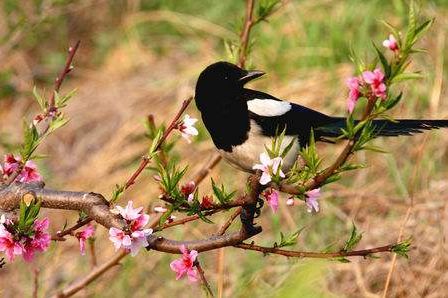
[
  {"xmin": 391, "ymin": 238, "xmax": 412, "ymax": 258},
  {"xmin": 32, "ymin": 86, "xmax": 47, "ymax": 110},
  {"xmin": 54, "ymin": 89, "xmax": 77, "ymax": 108},
  {"xmin": 384, "ymin": 92, "xmax": 403, "ymax": 110},
  {"xmin": 149, "ymin": 128, "xmax": 163, "ymax": 157},
  {"xmin": 361, "ymin": 145, "xmax": 388, "ymax": 153},
  {"xmin": 278, "ymin": 227, "xmax": 305, "ymax": 248},
  {"xmin": 20, "ymin": 122, "xmax": 40, "ymax": 160},
  {"xmin": 211, "ymin": 178, "xmax": 235, "ymax": 204},
  {"xmin": 110, "ymin": 184, "xmax": 126, "ymax": 203},
  {"xmin": 404, "ymin": 0, "xmax": 417, "ymax": 48},
  {"xmin": 413, "ymin": 19, "xmax": 434, "ymax": 41},
  {"xmin": 391, "ymin": 72, "xmax": 424, "ymax": 84},
  {"xmin": 373, "ymin": 42, "xmax": 391, "ymax": 79},
  {"xmin": 159, "ymin": 205, "xmax": 174, "ymax": 226},
  {"xmin": 342, "ymin": 223, "xmax": 363, "ymax": 252},
  {"xmin": 336, "ymin": 257, "xmax": 351, "ymax": 263}
]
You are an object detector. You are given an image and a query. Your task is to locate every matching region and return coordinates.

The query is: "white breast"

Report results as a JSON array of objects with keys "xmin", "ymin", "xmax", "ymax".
[
  {"xmin": 247, "ymin": 99, "xmax": 291, "ymax": 116},
  {"xmin": 219, "ymin": 120, "xmax": 300, "ymax": 173}
]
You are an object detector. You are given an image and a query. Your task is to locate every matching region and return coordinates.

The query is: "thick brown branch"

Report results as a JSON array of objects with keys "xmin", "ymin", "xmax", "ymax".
[
  {"xmin": 146, "ymin": 230, "xmax": 255, "ymax": 254},
  {"xmin": 0, "ymin": 183, "xmax": 125, "ymax": 229}
]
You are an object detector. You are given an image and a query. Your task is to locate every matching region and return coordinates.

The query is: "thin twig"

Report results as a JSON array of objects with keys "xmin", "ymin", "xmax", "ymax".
[
  {"xmin": 235, "ymin": 242, "xmax": 399, "ymax": 258},
  {"xmin": 156, "ymin": 210, "xmax": 220, "ymax": 231},
  {"xmin": 89, "ymin": 239, "xmax": 98, "ymax": 268},
  {"xmin": 33, "ymin": 268, "xmax": 40, "ymax": 298},
  {"xmin": 125, "ymin": 97, "xmax": 193, "ymax": 189},
  {"xmin": 195, "ymin": 260, "xmax": 214, "ymax": 297},
  {"xmin": 54, "ymin": 217, "xmax": 92, "ymax": 239},
  {"xmin": 217, "ymin": 207, "xmax": 242, "ymax": 236},
  {"xmin": 54, "ymin": 250, "xmax": 128, "ymax": 298},
  {"xmin": 3, "ymin": 41, "xmax": 81, "ymax": 186},
  {"xmin": 192, "ymin": 153, "xmax": 222, "ymax": 185},
  {"xmin": 48, "ymin": 40, "xmax": 81, "ymax": 109},
  {"xmin": 238, "ymin": 0, "xmax": 256, "ymax": 68},
  {"xmin": 217, "ymin": 248, "xmax": 225, "ymax": 298}
]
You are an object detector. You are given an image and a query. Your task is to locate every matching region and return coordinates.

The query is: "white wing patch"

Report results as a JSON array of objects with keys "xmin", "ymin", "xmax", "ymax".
[{"xmin": 247, "ymin": 99, "xmax": 292, "ymax": 116}]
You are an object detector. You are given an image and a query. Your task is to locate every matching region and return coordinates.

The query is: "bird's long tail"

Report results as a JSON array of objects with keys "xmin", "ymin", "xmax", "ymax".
[{"xmin": 317, "ymin": 118, "xmax": 448, "ymax": 139}]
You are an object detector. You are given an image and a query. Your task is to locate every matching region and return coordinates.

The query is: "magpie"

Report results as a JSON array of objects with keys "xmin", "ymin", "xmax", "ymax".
[{"xmin": 194, "ymin": 61, "xmax": 448, "ymax": 172}]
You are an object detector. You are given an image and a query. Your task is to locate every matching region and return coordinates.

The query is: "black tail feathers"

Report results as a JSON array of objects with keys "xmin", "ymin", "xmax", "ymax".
[
  {"xmin": 371, "ymin": 119, "xmax": 448, "ymax": 137},
  {"xmin": 317, "ymin": 118, "xmax": 448, "ymax": 140}
]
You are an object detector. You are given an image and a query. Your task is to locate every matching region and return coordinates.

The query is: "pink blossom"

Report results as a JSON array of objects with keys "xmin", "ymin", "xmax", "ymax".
[
  {"xmin": 18, "ymin": 161, "xmax": 42, "ymax": 183},
  {"xmin": 305, "ymin": 188, "xmax": 321, "ymax": 213},
  {"xmin": 181, "ymin": 181, "xmax": 196, "ymax": 202},
  {"xmin": 22, "ymin": 218, "xmax": 51, "ymax": 262},
  {"xmin": 286, "ymin": 197, "xmax": 295, "ymax": 206},
  {"xmin": 115, "ymin": 201, "xmax": 143, "ymax": 221},
  {"xmin": 362, "ymin": 69, "xmax": 387, "ymax": 99},
  {"xmin": 170, "ymin": 245, "xmax": 198, "ymax": 282},
  {"xmin": 129, "ymin": 229, "xmax": 152, "ymax": 256},
  {"xmin": 179, "ymin": 114, "xmax": 199, "ymax": 143},
  {"xmin": 109, "ymin": 228, "xmax": 132, "ymax": 250},
  {"xmin": 383, "ymin": 34, "xmax": 399, "ymax": 52},
  {"xmin": 130, "ymin": 213, "xmax": 150, "ymax": 231},
  {"xmin": 252, "ymin": 153, "xmax": 285, "ymax": 185},
  {"xmin": 0, "ymin": 225, "xmax": 22, "ymax": 261},
  {"xmin": 263, "ymin": 188, "xmax": 279, "ymax": 213},
  {"xmin": 0, "ymin": 154, "xmax": 42, "ymax": 183},
  {"xmin": 109, "ymin": 201, "xmax": 153, "ymax": 256},
  {"xmin": 75, "ymin": 224, "xmax": 95, "ymax": 255},
  {"xmin": 346, "ymin": 76, "xmax": 361, "ymax": 113},
  {"xmin": 1, "ymin": 154, "xmax": 20, "ymax": 176}
]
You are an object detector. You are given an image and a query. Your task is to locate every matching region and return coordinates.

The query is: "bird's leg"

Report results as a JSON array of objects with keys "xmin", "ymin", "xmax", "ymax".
[{"xmin": 240, "ymin": 174, "xmax": 263, "ymax": 237}]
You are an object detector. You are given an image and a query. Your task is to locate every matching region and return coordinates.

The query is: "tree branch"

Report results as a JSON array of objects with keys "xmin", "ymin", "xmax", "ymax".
[
  {"xmin": 235, "ymin": 242, "xmax": 399, "ymax": 259},
  {"xmin": 48, "ymin": 40, "xmax": 81, "ymax": 110}
]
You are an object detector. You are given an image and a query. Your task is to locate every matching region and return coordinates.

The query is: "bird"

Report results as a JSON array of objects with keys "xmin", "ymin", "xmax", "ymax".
[{"xmin": 194, "ymin": 61, "xmax": 448, "ymax": 172}]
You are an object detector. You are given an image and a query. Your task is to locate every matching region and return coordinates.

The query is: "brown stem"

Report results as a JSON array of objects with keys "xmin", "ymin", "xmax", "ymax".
[
  {"xmin": 195, "ymin": 260, "xmax": 214, "ymax": 297},
  {"xmin": 156, "ymin": 210, "xmax": 220, "ymax": 231},
  {"xmin": 235, "ymin": 242, "xmax": 397, "ymax": 258},
  {"xmin": 55, "ymin": 217, "xmax": 93, "ymax": 239},
  {"xmin": 238, "ymin": 0, "xmax": 256, "ymax": 68},
  {"xmin": 192, "ymin": 153, "xmax": 222, "ymax": 185},
  {"xmin": 54, "ymin": 250, "xmax": 127, "ymax": 298},
  {"xmin": 48, "ymin": 41, "xmax": 81, "ymax": 109},
  {"xmin": 33, "ymin": 268, "xmax": 40, "ymax": 298},
  {"xmin": 89, "ymin": 239, "xmax": 98, "ymax": 268},
  {"xmin": 217, "ymin": 207, "xmax": 242, "ymax": 236}
]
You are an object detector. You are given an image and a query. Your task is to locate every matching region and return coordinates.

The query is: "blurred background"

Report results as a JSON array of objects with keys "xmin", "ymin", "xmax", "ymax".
[{"xmin": 0, "ymin": 0, "xmax": 447, "ymax": 297}]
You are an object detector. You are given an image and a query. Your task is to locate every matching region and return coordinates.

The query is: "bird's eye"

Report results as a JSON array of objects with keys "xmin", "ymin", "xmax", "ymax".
[{"xmin": 224, "ymin": 76, "xmax": 229, "ymax": 80}]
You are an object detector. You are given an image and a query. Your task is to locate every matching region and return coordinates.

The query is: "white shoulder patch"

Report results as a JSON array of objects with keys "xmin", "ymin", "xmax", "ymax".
[{"xmin": 247, "ymin": 99, "xmax": 291, "ymax": 117}]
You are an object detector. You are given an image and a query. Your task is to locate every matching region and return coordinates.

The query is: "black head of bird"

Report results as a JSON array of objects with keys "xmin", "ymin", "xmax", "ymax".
[{"xmin": 195, "ymin": 61, "xmax": 264, "ymax": 112}]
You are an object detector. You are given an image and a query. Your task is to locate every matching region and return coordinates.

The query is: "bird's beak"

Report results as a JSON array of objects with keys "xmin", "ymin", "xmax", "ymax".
[{"xmin": 238, "ymin": 70, "xmax": 265, "ymax": 84}]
